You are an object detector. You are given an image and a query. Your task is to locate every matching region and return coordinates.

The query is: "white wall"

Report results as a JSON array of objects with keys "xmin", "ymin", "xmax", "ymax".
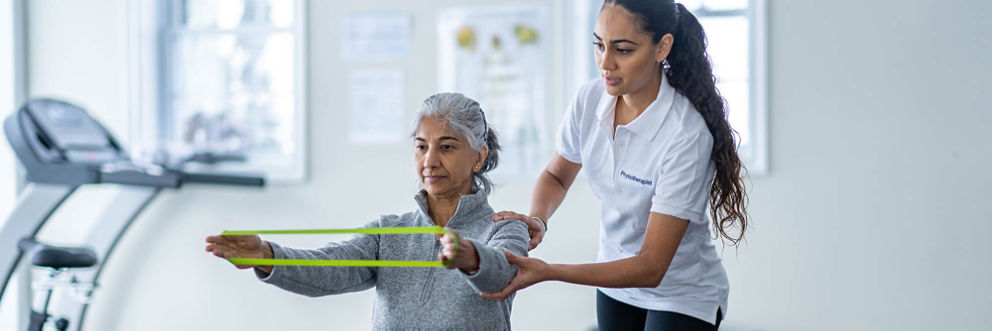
[
  {"xmin": 0, "ymin": 0, "xmax": 21, "ymax": 217},
  {"xmin": 0, "ymin": 0, "xmax": 22, "ymax": 228},
  {"xmin": 720, "ymin": 1, "xmax": 992, "ymax": 329},
  {"xmin": 0, "ymin": 0, "xmax": 23, "ymax": 330},
  {"xmin": 26, "ymin": 0, "xmax": 129, "ymax": 136},
  {"xmin": 14, "ymin": 0, "xmax": 992, "ymax": 330}
]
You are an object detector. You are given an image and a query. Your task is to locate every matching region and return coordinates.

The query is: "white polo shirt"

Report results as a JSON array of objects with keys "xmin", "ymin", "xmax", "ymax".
[{"xmin": 557, "ymin": 76, "xmax": 728, "ymax": 324}]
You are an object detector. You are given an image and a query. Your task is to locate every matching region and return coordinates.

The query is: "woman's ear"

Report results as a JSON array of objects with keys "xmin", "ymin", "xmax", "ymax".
[
  {"xmin": 476, "ymin": 146, "xmax": 489, "ymax": 171},
  {"xmin": 656, "ymin": 33, "xmax": 674, "ymax": 62}
]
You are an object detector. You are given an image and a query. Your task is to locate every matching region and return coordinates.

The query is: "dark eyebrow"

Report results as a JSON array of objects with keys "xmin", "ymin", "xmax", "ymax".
[
  {"xmin": 611, "ymin": 38, "xmax": 638, "ymax": 45},
  {"xmin": 592, "ymin": 32, "xmax": 638, "ymax": 46}
]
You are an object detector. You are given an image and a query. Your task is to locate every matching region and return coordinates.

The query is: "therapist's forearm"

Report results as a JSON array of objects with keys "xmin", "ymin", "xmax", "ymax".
[
  {"xmin": 545, "ymin": 214, "xmax": 685, "ymax": 288},
  {"xmin": 547, "ymin": 254, "xmax": 669, "ymax": 288},
  {"xmin": 529, "ymin": 169, "xmax": 570, "ymax": 223}
]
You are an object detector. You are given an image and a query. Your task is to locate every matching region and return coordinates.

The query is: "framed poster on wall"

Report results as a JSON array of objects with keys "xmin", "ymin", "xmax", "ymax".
[{"xmin": 438, "ymin": 4, "xmax": 552, "ymax": 178}]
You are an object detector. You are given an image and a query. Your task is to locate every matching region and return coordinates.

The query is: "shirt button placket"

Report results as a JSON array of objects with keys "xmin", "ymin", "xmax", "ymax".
[{"xmin": 614, "ymin": 129, "xmax": 623, "ymax": 184}]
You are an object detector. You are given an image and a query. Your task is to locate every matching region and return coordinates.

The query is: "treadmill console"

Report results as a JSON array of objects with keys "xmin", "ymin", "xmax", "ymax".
[
  {"xmin": 5, "ymin": 98, "xmax": 173, "ymax": 186},
  {"xmin": 4, "ymin": 98, "xmax": 263, "ymax": 188},
  {"xmin": 23, "ymin": 99, "xmax": 126, "ymax": 164}
]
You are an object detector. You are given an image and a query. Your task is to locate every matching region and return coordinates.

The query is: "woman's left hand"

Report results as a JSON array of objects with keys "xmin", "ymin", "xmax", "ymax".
[
  {"xmin": 439, "ymin": 229, "xmax": 479, "ymax": 274},
  {"xmin": 479, "ymin": 250, "xmax": 551, "ymax": 301}
]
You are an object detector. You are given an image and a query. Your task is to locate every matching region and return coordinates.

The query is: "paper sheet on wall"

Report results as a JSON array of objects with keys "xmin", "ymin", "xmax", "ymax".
[
  {"xmin": 437, "ymin": 4, "xmax": 551, "ymax": 178},
  {"xmin": 342, "ymin": 12, "xmax": 411, "ymax": 62},
  {"xmin": 349, "ymin": 69, "xmax": 405, "ymax": 144}
]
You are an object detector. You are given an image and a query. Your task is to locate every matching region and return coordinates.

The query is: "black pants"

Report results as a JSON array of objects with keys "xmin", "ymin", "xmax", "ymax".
[{"xmin": 597, "ymin": 290, "xmax": 722, "ymax": 331}]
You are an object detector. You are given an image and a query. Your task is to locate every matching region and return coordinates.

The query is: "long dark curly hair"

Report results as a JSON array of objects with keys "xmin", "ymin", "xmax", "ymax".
[{"xmin": 603, "ymin": 0, "xmax": 750, "ymax": 245}]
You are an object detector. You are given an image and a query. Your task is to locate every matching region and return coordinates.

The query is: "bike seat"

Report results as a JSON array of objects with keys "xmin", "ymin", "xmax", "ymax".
[{"xmin": 17, "ymin": 238, "xmax": 98, "ymax": 269}]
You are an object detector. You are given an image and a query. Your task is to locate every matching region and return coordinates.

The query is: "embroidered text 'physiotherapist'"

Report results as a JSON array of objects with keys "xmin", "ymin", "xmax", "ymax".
[{"xmin": 620, "ymin": 171, "xmax": 653, "ymax": 186}]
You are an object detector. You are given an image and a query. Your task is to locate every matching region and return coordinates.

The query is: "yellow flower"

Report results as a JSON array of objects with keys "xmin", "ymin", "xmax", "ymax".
[
  {"xmin": 456, "ymin": 26, "xmax": 476, "ymax": 51},
  {"xmin": 514, "ymin": 24, "xmax": 538, "ymax": 44}
]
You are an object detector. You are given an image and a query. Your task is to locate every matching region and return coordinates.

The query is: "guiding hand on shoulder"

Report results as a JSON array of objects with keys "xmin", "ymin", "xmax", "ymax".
[{"xmin": 493, "ymin": 210, "xmax": 545, "ymax": 250}]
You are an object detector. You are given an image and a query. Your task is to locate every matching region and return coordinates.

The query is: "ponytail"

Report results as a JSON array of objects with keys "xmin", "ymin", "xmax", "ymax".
[
  {"xmin": 666, "ymin": 3, "xmax": 749, "ymax": 246},
  {"xmin": 475, "ymin": 127, "xmax": 501, "ymax": 196}
]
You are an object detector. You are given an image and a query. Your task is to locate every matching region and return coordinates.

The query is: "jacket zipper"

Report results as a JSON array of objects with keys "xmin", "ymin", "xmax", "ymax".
[{"xmin": 419, "ymin": 242, "xmax": 439, "ymax": 302}]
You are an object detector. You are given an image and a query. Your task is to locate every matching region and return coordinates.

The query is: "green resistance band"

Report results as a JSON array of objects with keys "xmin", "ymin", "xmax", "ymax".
[{"xmin": 221, "ymin": 226, "xmax": 457, "ymax": 267}]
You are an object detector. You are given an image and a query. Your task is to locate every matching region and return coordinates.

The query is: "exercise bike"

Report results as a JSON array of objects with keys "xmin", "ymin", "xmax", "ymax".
[{"xmin": 16, "ymin": 238, "xmax": 96, "ymax": 331}]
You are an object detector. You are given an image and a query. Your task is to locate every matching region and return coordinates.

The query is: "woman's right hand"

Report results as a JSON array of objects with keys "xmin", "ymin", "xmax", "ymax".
[
  {"xmin": 205, "ymin": 234, "xmax": 273, "ymax": 273},
  {"xmin": 493, "ymin": 210, "xmax": 545, "ymax": 250},
  {"xmin": 479, "ymin": 250, "xmax": 552, "ymax": 301}
]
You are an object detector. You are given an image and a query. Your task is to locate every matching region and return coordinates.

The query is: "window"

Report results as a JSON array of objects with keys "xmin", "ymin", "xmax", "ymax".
[
  {"xmin": 0, "ymin": 0, "xmax": 27, "ymax": 329},
  {"xmin": 572, "ymin": 0, "xmax": 768, "ymax": 174},
  {"xmin": 131, "ymin": 0, "xmax": 307, "ymax": 182}
]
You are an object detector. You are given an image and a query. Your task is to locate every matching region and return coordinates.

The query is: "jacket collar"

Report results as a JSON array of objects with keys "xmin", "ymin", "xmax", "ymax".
[{"xmin": 414, "ymin": 188, "xmax": 492, "ymax": 228}]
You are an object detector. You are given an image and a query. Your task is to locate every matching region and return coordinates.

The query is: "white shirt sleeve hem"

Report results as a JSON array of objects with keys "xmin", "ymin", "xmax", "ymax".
[{"xmin": 650, "ymin": 202, "xmax": 704, "ymax": 224}]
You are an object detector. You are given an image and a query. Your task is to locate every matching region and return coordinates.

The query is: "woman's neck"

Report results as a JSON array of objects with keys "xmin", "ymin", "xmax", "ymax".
[
  {"xmin": 615, "ymin": 73, "xmax": 662, "ymax": 126},
  {"xmin": 426, "ymin": 192, "xmax": 463, "ymax": 227}
]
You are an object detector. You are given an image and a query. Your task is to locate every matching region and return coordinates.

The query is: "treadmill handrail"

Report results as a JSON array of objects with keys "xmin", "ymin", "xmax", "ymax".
[{"xmin": 180, "ymin": 172, "xmax": 265, "ymax": 187}]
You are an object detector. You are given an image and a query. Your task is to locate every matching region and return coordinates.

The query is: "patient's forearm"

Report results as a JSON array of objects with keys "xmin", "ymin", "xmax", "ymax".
[
  {"xmin": 255, "ymin": 241, "xmax": 275, "ymax": 274},
  {"xmin": 457, "ymin": 240, "xmax": 480, "ymax": 275}
]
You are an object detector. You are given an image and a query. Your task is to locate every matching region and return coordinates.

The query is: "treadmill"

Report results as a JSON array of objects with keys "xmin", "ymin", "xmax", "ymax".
[{"xmin": 0, "ymin": 98, "xmax": 264, "ymax": 330}]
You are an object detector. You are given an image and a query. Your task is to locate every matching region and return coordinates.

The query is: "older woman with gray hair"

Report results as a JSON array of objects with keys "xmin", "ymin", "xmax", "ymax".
[{"xmin": 205, "ymin": 93, "xmax": 529, "ymax": 330}]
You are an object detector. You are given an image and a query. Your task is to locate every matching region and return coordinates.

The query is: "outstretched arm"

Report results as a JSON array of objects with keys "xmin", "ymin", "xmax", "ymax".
[
  {"xmin": 205, "ymin": 219, "xmax": 383, "ymax": 297},
  {"xmin": 255, "ymin": 236, "xmax": 379, "ymax": 297}
]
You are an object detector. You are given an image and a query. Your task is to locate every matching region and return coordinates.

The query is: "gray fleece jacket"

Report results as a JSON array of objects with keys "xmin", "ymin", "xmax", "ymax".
[{"xmin": 255, "ymin": 189, "xmax": 529, "ymax": 330}]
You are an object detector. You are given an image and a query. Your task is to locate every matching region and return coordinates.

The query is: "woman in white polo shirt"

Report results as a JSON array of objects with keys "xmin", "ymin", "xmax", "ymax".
[{"xmin": 484, "ymin": 0, "xmax": 750, "ymax": 330}]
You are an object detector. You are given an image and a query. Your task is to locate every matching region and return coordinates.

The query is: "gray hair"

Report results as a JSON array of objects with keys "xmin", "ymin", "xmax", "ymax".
[{"xmin": 413, "ymin": 93, "xmax": 501, "ymax": 196}]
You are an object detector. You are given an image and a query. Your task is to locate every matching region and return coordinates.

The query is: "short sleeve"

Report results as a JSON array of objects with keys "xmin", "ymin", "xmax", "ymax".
[
  {"xmin": 650, "ymin": 130, "xmax": 715, "ymax": 224},
  {"xmin": 555, "ymin": 90, "xmax": 584, "ymax": 164}
]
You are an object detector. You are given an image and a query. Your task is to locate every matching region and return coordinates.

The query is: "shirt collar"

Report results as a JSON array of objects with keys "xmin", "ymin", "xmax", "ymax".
[{"xmin": 594, "ymin": 74, "xmax": 676, "ymax": 142}]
